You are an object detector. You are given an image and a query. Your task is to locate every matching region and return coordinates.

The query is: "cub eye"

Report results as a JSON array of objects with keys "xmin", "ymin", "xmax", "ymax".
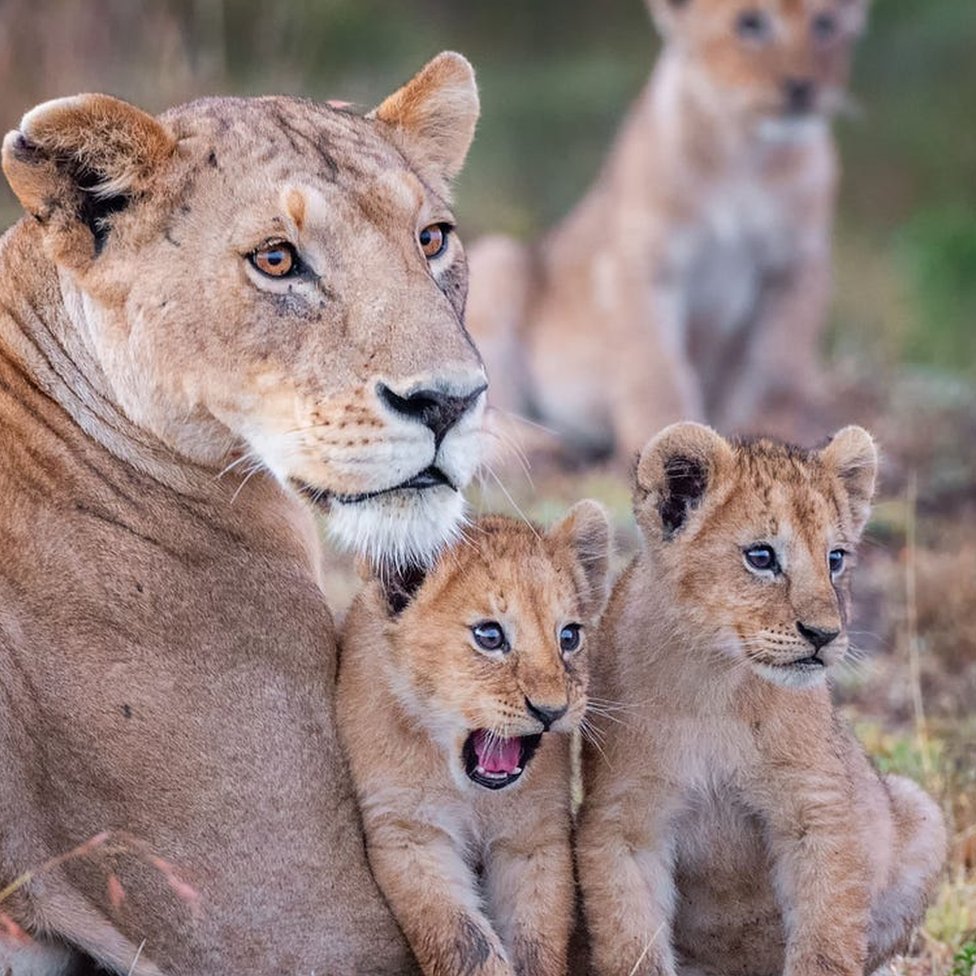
[
  {"xmin": 559, "ymin": 624, "xmax": 582, "ymax": 655},
  {"xmin": 736, "ymin": 9, "xmax": 770, "ymax": 40},
  {"xmin": 744, "ymin": 544, "xmax": 779, "ymax": 574},
  {"xmin": 419, "ymin": 223, "xmax": 450, "ymax": 260},
  {"xmin": 249, "ymin": 241, "xmax": 298, "ymax": 278},
  {"xmin": 472, "ymin": 621, "xmax": 508, "ymax": 653},
  {"xmin": 828, "ymin": 549, "xmax": 846, "ymax": 575},
  {"xmin": 812, "ymin": 11, "xmax": 838, "ymax": 40}
]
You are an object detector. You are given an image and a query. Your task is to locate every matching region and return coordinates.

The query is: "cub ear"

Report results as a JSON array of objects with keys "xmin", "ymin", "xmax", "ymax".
[
  {"xmin": 2, "ymin": 94, "xmax": 175, "ymax": 259},
  {"xmin": 820, "ymin": 426, "xmax": 878, "ymax": 536},
  {"xmin": 635, "ymin": 422, "xmax": 731, "ymax": 541},
  {"xmin": 370, "ymin": 51, "xmax": 479, "ymax": 188},
  {"xmin": 646, "ymin": 0, "xmax": 693, "ymax": 36},
  {"xmin": 549, "ymin": 500, "xmax": 612, "ymax": 620}
]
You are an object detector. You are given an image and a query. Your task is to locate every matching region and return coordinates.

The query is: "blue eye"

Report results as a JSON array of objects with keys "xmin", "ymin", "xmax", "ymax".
[
  {"xmin": 812, "ymin": 11, "xmax": 838, "ymax": 41},
  {"xmin": 744, "ymin": 545, "xmax": 779, "ymax": 573},
  {"xmin": 472, "ymin": 621, "xmax": 508, "ymax": 652},
  {"xmin": 559, "ymin": 624, "xmax": 582, "ymax": 654},
  {"xmin": 828, "ymin": 549, "xmax": 846, "ymax": 575},
  {"xmin": 736, "ymin": 9, "xmax": 771, "ymax": 40}
]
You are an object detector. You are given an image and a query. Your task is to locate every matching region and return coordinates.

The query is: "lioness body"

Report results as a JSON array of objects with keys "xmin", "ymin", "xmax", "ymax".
[
  {"xmin": 338, "ymin": 508, "xmax": 611, "ymax": 976},
  {"xmin": 577, "ymin": 424, "xmax": 945, "ymax": 976},
  {"xmin": 1, "ymin": 54, "xmax": 485, "ymax": 974},
  {"xmin": 468, "ymin": 0, "xmax": 867, "ymax": 458}
]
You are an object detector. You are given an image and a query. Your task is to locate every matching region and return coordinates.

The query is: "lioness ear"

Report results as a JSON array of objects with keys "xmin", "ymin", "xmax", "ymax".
[
  {"xmin": 370, "ymin": 51, "xmax": 479, "ymax": 186},
  {"xmin": 635, "ymin": 422, "xmax": 731, "ymax": 541},
  {"xmin": 820, "ymin": 426, "xmax": 878, "ymax": 536},
  {"xmin": 549, "ymin": 500, "xmax": 612, "ymax": 619},
  {"xmin": 2, "ymin": 94, "xmax": 175, "ymax": 259}
]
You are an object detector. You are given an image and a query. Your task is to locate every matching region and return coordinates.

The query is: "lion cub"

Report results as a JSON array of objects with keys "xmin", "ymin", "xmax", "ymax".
[
  {"xmin": 338, "ymin": 504, "xmax": 611, "ymax": 976},
  {"xmin": 468, "ymin": 0, "xmax": 869, "ymax": 458},
  {"xmin": 578, "ymin": 424, "xmax": 945, "ymax": 976}
]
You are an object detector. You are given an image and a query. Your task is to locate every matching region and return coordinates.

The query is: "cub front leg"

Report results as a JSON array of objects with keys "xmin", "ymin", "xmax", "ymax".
[
  {"xmin": 577, "ymin": 787, "xmax": 681, "ymax": 976},
  {"xmin": 484, "ymin": 822, "xmax": 575, "ymax": 976},
  {"xmin": 366, "ymin": 822, "xmax": 514, "ymax": 976},
  {"xmin": 757, "ymin": 766, "xmax": 872, "ymax": 976}
]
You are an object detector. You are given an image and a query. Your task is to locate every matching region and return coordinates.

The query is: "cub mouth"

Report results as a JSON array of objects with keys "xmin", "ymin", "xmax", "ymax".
[
  {"xmin": 462, "ymin": 730, "xmax": 543, "ymax": 791},
  {"xmin": 297, "ymin": 464, "xmax": 455, "ymax": 508},
  {"xmin": 772, "ymin": 653, "xmax": 826, "ymax": 673}
]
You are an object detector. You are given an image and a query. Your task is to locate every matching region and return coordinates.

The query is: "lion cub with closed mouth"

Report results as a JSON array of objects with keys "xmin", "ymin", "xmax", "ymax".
[
  {"xmin": 578, "ymin": 423, "xmax": 945, "ymax": 976},
  {"xmin": 338, "ymin": 503, "xmax": 611, "ymax": 976}
]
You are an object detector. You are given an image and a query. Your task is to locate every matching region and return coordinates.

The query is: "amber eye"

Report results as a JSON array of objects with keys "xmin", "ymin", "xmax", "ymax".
[
  {"xmin": 419, "ymin": 223, "xmax": 449, "ymax": 260},
  {"xmin": 249, "ymin": 241, "xmax": 298, "ymax": 278}
]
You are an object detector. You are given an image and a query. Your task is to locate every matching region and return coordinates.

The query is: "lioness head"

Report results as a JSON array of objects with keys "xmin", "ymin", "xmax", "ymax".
[
  {"xmin": 1, "ymin": 53, "xmax": 486, "ymax": 567},
  {"xmin": 649, "ymin": 0, "xmax": 868, "ymax": 131},
  {"xmin": 377, "ymin": 503, "xmax": 610, "ymax": 790},
  {"xmin": 635, "ymin": 423, "xmax": 878, "ymax": 688}
]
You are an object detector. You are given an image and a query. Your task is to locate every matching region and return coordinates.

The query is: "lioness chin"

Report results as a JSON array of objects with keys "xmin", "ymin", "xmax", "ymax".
[
  {"xmin": 0, "ymin": 52, "xmax": 484, "ymax": 975},
  {"xmin": 577, "ymin": 423, "xmax": 946, "ymax": 976}
]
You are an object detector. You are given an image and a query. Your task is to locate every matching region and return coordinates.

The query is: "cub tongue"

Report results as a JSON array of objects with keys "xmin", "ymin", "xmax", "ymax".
[{"xmin": 472, "ymin": 730, "xmax": 522, "ymax": 774}]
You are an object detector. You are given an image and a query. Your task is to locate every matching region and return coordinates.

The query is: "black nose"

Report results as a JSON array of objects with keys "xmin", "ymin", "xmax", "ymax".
[
  {"xmin": 784, "ymin": 77, "xmax": 815, "ymax": 114},
  {"xmin": 525, "ymin": 698, "xmax": 568, "ymax": 731},
  {"xmin": 796, "ymin": 622, "xmax": 840, "ymax": 651},
  {"xmin": 377, "ymin": 382, "xmax": 486, "ymax": 446}
]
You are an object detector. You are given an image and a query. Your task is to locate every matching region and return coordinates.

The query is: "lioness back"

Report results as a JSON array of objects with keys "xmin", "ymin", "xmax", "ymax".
[
  {"xmin": 578, "ymin": 423, "xmax": 946, "ymax": 976},
  {"xmin": 338, "ymin": 504, "xmax": 612, "ymax": 976}
]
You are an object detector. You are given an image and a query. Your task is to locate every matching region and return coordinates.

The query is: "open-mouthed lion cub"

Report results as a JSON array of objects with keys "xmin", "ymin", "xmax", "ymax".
[
  {"xmin": 578, "ymin": 424, "xmax": 945, "ymax": 976},
  {"xmin": 338, "ymin": 504, "xmax": 612, "ymax": 976}
]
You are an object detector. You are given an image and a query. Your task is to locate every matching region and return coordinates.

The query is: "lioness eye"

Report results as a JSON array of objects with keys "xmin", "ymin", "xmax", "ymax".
[
  {"xmin": 472, "ymin": 621, "xmax": 508, "ymax": 653},
  {"xmin": 828, "ymin": 549, "xmax": 846, "ymax": 575},
  {"xmin": 419, "ymin": 223, "xmax": 450, "ymax": 260},
  {"xmin": 250, "ymin": 241, "xmax": 298, "ymax": 278},
  {"xmin": 744, "ymin": 544, "xmax": 779, "ymax": 573},
  {"xmin": 559, "ymin": 624, "xmax": 582, "ymax": 654},
  {"xmin": 736, "ymin": 9, "xmax": 770, "ymax": 39},
  {"xmin": 812, "ymin": 11, "xmax": 838, "ymax": 40}
]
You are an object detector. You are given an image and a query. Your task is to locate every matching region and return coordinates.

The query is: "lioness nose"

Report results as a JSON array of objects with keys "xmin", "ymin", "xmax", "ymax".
[
  {"xmin": 525, "ymin": 698, "xmax": 568, "ymax": 731},
  {"xmin": 377, "ymin": 382, "xmax": 486, "ymax": 446},
  {"xmin": 796, "ymin": 622, "xmax": 840, "ymax": 650},
  {"xmin": 784, "ymin": 77, "xmax": 815, "ymax": 114}
]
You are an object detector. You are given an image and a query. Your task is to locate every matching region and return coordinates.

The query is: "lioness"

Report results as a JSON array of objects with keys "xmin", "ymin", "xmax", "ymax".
[
  {"xmin": 467, "ymin": 0, "xmax": 868, "ymax": 459},
  {"xmin": 0, "ymin": 53, "xmax": 485, "ymax": 975},
  {"xmin": 338, "ymin": 504, "xmax": 611, "ymax": 976},
  {"xmin": 576, "ymin": 423, "xmax": 945, "ymax": 976}
]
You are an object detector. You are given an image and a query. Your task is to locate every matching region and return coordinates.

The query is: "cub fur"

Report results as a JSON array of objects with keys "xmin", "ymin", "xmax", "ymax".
[
  {"xmin": 338, "ymin": 504, "xmax": 612, "ymax": 976},
  {"xmin": 467, "ymin": 0, "xmax": 869, "ymax": 459},
  {"xmin": 0, "ymin": 53, "xmax": 483, "ymax": 976},
  {"xmin": 577, "ymin": 423, "xmax": 945, "ymax": 976}
]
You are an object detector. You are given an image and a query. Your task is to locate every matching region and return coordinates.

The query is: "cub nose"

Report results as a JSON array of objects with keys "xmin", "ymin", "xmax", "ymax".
[
  {"xmin": 525, "ymin": 698, "xmax": 568, "ymax": 731},
  {"xmin": 796, "ymin": 622, "xmax": 840, "ymax": 651},
  {"xmin": 783, "ymin": 77, "xmax": 815, "ymax": 114},
  {"xmin": 377, "ymin": 382, "xmax": 486, "ymax": 446}
]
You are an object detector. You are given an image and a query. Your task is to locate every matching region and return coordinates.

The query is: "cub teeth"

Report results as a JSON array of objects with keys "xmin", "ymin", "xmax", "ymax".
[{"xmin": 475, "ymin": 765, "xmax": 512, "ymax": 780}]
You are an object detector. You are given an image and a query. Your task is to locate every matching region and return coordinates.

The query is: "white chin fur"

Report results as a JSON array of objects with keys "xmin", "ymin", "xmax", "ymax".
[
  {"xmin": 754, "ymin": 662, "xmax": 829, "ymax": 690},
  {"xmin": 326, "ymin": 485, "xmax": 467, "ymax": 570}
]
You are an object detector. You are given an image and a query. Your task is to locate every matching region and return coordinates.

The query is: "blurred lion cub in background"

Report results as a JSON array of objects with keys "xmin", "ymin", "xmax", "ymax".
[
  {"xmin": 577, "ymin": 423, "xmax": 945, "ymax": 976},
  {"xmin": 338, "ymin": 505, "xmax": 611, "ymax": 976},
  {"xmin": 469, "ymin": 0, "xmax": 869, "ymax": 460}
]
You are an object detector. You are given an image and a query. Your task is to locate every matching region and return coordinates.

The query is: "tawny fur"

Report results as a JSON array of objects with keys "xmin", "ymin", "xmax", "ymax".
[
  {"xmin": 0, "ymin": 53, "xmax": 486, "ymax": 976},
  {"xmin": 467, "ymin": 0, "xmax": 869, "ymax": 460},
  {"xmin": 577, "ymin": 423, "xmax": 946, "ymax": 976},
  {"xmin": 338, "ymin": 506, "xmax": 612, "ymax": 976}
]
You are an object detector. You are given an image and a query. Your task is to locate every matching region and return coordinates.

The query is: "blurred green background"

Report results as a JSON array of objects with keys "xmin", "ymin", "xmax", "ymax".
[{"xmin": 0, "ymin": 0, "xmax": 973, "ymax": 379}]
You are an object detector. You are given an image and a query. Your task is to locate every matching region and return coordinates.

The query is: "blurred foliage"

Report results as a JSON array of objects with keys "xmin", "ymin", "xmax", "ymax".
[{"xmin": 0, "ymin": 0, "xmax": 973, "ymax": 375}]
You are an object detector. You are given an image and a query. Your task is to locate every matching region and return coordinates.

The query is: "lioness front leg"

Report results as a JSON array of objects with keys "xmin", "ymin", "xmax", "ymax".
[
  {"xmin": 577, "ymin": 790, "xmax": 681, "ymax": 976},
  {"xmin": 366, "ymin": 825, "xmax": 514, "ymax": 976},
  {"xmin": 484, "ymin": 825, "xmax": 575, "ymax": 976},
  {"xmin": 758, "ymin": 766, "xmax": 872, "ymax": 976}
]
